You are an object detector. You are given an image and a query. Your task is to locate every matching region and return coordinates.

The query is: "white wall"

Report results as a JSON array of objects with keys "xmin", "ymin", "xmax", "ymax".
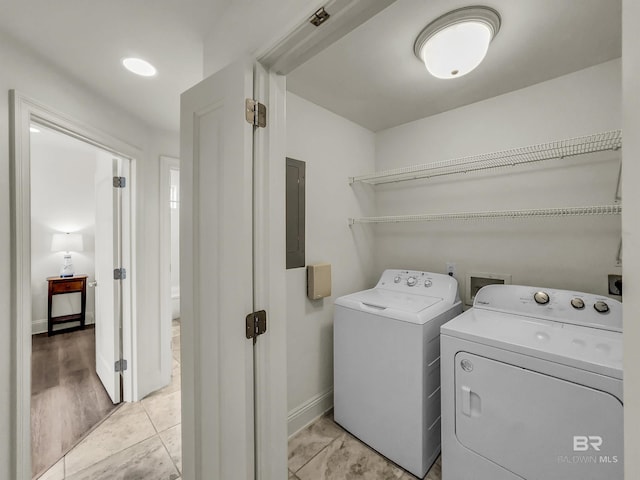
[
  {"xmin": 285, "ymin": 93, "xmax": 376, "ymax": 434},
  {"xmin": 203, "ymin": 0, "xmax": 324, "ymax": 76},
  {"xmin": 30, "ymin": 131, "xmax": 98, "ymax": 334},
  {"xmin": 135, "ymin": 128, "xmax": 180, "ymax": 399},
  {"xmin": 374, "ymin": 59, "xmax": 622, "ymax": 302},
  {"xmin": 622, "ymin": 0, "xmax": 640, "ymax": 476},
  {"xmin": 0, "ymin": 30, "xmax": 179, "ymax": 476}
]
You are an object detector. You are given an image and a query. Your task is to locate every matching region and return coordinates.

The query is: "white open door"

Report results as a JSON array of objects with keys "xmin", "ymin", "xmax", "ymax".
[
  {"xmin": 94, "ymin": 152, "xmax": 123, "ymax": 404},
  {"xmin": 180, "ymin": 60, "xmax": 256, "ymax": 479}
]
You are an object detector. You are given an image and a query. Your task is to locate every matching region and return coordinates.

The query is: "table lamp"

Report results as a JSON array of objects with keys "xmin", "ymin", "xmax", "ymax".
[{"xmin": 51, "ymin": 232, "xmax": 83, "ymax": 277}]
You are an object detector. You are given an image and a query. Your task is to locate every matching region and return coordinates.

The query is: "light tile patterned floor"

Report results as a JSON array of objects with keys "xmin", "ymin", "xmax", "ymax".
[
  {"xmin": 288, "ymin": 412, "xmax": 442, "ymax": 480},
  {"xmin": 37, "ymin": 320, "xmax": 183, "ymax": 480},
  {"xmin": 39, "ymin": 318, "xmax": 440, "ymax": 480}
]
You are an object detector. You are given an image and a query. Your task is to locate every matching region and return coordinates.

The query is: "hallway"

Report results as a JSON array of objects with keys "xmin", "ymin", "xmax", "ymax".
[
  {"xmin": 38, "ymin": 318, "xmax": 440, "ymax": 480},
  {"xmin": 31, "ymin": 327, "xmax": 117, "ymax": 477},
  {"xmin": 37, "ymin": 320, "xmax": 182, "ymax": 480}
]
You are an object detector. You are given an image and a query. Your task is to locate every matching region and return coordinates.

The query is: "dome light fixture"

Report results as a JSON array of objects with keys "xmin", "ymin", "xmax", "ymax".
[
  {"xmin": 122, "ymin": 57, "xmax": 157, "ymax": 77},
  {"xmin": 414, "ymin": 6, "xmax": 501, "ymax": 79}
]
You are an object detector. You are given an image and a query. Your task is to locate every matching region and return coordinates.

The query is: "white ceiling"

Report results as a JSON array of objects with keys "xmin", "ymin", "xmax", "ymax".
[
  {"xmin": 0, "ymin": 0, "xmax": 232, "ymax": 133},
  {"xmin": 0, "ymin": 1, "xmax": 622, "ymax": 134},
  {"xmin": 287, "ymin": 0, "xmax": 622, "ymax": 132}
]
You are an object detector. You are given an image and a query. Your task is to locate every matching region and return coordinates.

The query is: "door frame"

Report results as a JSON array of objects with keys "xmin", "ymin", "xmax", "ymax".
[
  {"xmin": 9, "ymin": 90, "xmax": 138, "ymax": 479},
  {"xmin": 159, "ymin": 155, "xmax": 180, "ymax": 389},
  {"xmin": 249, "ymin": 1, "xmax": 397, "ymax": 477}
]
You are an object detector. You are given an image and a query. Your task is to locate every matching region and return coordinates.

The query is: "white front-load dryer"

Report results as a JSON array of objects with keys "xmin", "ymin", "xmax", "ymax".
[
  {"xmin": 440, "ymin": 285, "xmax": 623, "ymax": 480},
  {"xmin": 334, "ymin": 269, "xmax": 462, "ymax": 478}
]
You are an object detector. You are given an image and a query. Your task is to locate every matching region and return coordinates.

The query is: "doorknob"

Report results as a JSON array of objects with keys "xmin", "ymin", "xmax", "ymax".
[{"xmin": 88, "ymin": 281, "xmax": 98, "ymax": 287}]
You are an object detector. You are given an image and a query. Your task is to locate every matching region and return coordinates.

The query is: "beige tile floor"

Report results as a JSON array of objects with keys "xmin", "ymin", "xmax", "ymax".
[
  {"xmin": 288, "ymin": 412, "xmax": 442, "ymax": 480},
  {"xmin": 37, "ymin": 320, "xmax": 183, "ymax": 480},
  {"xmin": 39, "ymin": 318, "xmax": 440, "ymax": 480}
]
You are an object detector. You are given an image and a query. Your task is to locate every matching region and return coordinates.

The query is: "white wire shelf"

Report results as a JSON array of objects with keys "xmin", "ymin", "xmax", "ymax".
[
  {"xmin": 348, "ymin": 204, "xmax": 622, "ymax": 225},
  {"xmin": 349, "ymin": 130, "xmax": 622, "ymax": 185}
]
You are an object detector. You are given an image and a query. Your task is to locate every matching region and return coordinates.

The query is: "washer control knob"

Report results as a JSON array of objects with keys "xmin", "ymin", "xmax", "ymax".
[
  {"xmin": 424, "ymin": 279, "xmax": 432, "ymax": 288},
  {"xmin": 534, "ymin": 291, "xmax": 550, "ymax": 305},
  {"xmin": 407, "ymin": 276, "xmax": 417, "ymax": 287},
  {"xmin": 570, "ymin": 298, "xmax": 585, "ymax": 310},
  {"xmin": 594, "ymin": 301, "xmax": 610, "ymax": 314},
  {"xmin": 394, "ymin": 275, "xmax": 401, "ymax": 284}
]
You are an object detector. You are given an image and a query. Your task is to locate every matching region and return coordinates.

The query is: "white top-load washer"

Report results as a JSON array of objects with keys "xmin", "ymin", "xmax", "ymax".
[
  {"xmin": 440, "ymin": 285, "xmax": 623, "ymax": 480},
  {"xmin": 334, "ymin": 269, "xmax": 462, "ymax": 478}
]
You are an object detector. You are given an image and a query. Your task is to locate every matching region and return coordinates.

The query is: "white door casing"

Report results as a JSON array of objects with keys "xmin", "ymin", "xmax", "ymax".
[
  {"xmin": 252, "ymin": 65, "xmax": 289, "ymax": 480},
  {"xmin": 180, "ymin": 60, "xmax": 255, "ymax": 479},
  {"xmin": 10, "ymin": 91, "xmax": 139, "ymax": 479}
]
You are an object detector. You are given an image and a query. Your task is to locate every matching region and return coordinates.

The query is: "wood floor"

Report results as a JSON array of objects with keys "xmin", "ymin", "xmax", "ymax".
[{"xmin": 31, "ymin": 327, "xmax": 117, "ymax": 479}]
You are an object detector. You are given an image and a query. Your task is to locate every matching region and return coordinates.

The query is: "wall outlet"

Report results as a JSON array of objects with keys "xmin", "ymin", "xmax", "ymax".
[
  {"xmin": 446, "ymin": 262, "xmax": 456, "ymax": 277},
  {"xmin": 608, "ymin": 274, "xmax": 622, "ymax": 296}
]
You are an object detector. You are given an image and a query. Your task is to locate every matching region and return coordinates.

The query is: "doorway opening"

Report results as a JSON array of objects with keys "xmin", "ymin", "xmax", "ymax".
[
  {"xmin": 29, "ymin": 122, "xmax": 130, "ymax": 478},
  {"xmin": 160, "ymin": 155, "xmax": 180, "ymax": 384},
  {"xmin": 10, "ymin": 91, "xmax": 138, "ymax": 480}
]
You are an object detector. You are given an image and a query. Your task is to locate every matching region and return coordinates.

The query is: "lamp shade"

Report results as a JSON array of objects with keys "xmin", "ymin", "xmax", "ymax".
[{"xmin": 51, "ymin": 233, "xmax": 83, "ymax": 253}]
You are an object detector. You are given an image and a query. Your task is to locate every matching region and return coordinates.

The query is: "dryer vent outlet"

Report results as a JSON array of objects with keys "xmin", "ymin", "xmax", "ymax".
[{"xmin": 608, "ymin": 274, "xmax": 622, "ymax": 296}]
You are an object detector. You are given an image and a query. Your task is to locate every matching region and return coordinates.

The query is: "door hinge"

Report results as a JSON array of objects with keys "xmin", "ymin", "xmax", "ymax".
[
  {"xmin": 246, "ymin": 310, "xmax": 267, "ymax": 343},
  {"xmin": 115, "ymin": 359, "xmax": 128, "ymax": 372},
  {"xmin": 113, "ymin": 176, "xmax": 127, "ymax": 188},
  {"xmin": 113, "ymin": 268, "xmax": 127, "ymax": 280},
  {"xmin": 245, "ymin": 99, "xmax": 267, "ymax": 128},
  {"xmin": 309, "ymin": 7, "xmax": 330, "ymax": 27}
]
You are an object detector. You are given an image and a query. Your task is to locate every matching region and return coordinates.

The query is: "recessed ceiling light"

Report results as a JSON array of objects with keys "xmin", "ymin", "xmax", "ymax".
[
  {"xmin": 30, "ymin": 126, "xmax": 40, "ymax": 133},
  {"xmin": 122, "ymin": 57, "xmax": 157, "ymax": 77},
  {"xmin": 414, "ymin": 6, "xmax": 501, "ymax": 79}
]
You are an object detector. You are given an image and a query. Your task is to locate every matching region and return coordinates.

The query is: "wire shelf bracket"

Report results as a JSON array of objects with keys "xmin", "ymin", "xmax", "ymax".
[
  {"xmin": 349, "ymin": 130, "xmax": 622, "ymax": 185},
  {"xmin": 348, "ymin": 204, "xmax": 622, "ymax": 225}
]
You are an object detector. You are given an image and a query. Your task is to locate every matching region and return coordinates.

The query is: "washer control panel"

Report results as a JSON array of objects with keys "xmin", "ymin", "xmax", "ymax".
[
  {"xmin": 376, "ymin": 269, "xmax": 460, "ymax": 302},
  {"xmin": 473, "ymin": 284, "xmax": 622, "ymax": 332},
  {"xmin": 383, "ymin": 270, "xmax": 437, "ymax": 288}
]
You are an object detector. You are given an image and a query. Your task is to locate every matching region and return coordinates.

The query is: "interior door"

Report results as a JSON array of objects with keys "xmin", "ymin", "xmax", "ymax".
[
  {"xmin": 94, "ymin": 152, "xmax": 122, "ymax": 404},
  {"xmin": 180, "ymin": 60, "xmax": 255, "ymax": 479}
]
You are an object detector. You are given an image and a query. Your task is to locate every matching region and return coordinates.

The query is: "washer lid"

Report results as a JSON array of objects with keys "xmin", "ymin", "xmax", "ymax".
[
  {"xmin": 441, "ymin": 308, "xmax": 622, "ymax": 379},
  {"xmin": 338, "ymin": 288, "xmax": 442, "ymax": 313}
]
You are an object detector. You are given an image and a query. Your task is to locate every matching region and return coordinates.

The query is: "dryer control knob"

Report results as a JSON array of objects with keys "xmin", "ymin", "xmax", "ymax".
[
  {"xmin": 594, "ymin": 300, "xmax": 610, "ymax": 314},
  {"xmin": 534, "ymin": 291, "xmax": 550, "ymax": 305},
  {"xmin": 571, "ymin": 298, "xmax": 585, "ymax": 309},
  {"xmin": 407, "ymin": 276, "xmax": 417, "ymax": 287},
  {"xmin": 424, "ymin": 279, "xmax": 432, "ymax": 288},
  {"xmin": 394, "ymin": 275, "xmax": 401, "ymax": 283}
]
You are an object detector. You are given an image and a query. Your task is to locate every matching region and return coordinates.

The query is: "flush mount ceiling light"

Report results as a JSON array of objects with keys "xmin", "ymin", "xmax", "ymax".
[
  {"xmin": 414, "ymin": 6, "xmax": 501, "ymax": 79},
  {"xmin": 122, "ymin": 57, "xmax": 157, "ymax": 77}
]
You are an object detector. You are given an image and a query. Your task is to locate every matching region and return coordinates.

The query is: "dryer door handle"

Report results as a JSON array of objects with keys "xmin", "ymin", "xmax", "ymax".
[
  {"xmin": 460, "ymin": 385, "xmax": 482, "ymax": 417},
  {"xmin": 461, "ymin": 385, "xmax": 472, "ymax": 416}
]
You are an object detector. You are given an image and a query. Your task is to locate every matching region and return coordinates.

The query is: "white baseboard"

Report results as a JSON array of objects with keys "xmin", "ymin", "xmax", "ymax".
[
  {"xmin": 32, "ymin": 313, "xmax": 95, "ymax": 335},
  {"xmin": 287, "ymin": 387, "xmax": 333, "ymax": 438}
]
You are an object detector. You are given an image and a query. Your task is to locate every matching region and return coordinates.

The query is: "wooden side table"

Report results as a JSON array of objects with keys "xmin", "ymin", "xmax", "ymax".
[{"xmin": 47, "ymin": 275, "xmax": 88, "ymax": 336}]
